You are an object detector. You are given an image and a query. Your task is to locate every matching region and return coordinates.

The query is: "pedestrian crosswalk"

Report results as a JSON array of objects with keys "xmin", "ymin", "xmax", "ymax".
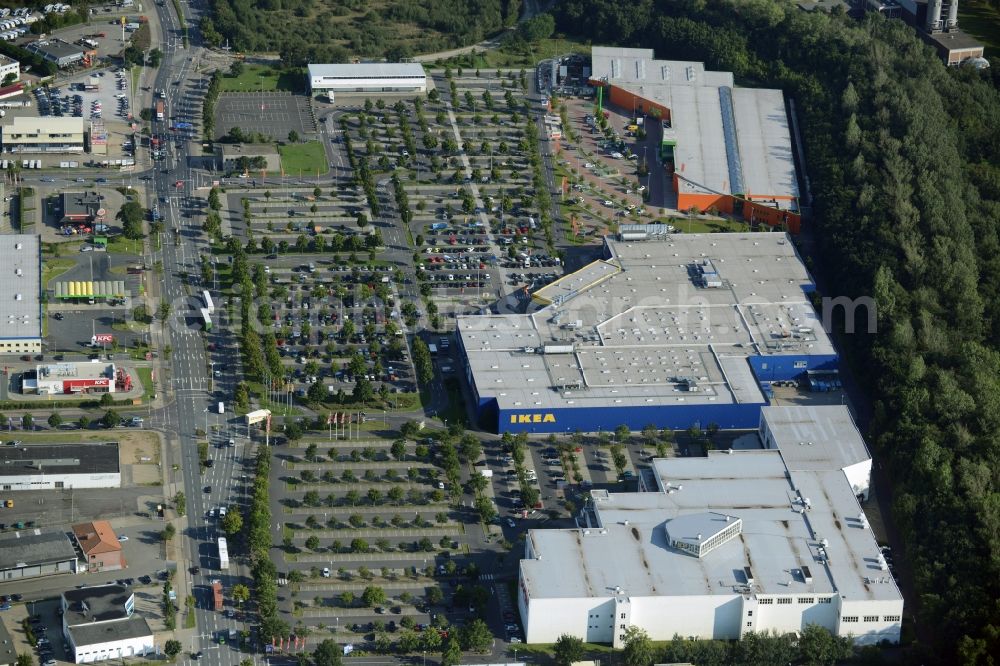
[{"xmin": 480, "ymin": 573, "xmax": 496, "ymax": 582}]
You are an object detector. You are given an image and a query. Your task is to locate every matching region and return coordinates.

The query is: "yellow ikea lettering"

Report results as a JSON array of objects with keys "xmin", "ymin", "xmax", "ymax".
[{"xmin": 509, "ymin": 413, "xmax": 557, "ymax": 424}]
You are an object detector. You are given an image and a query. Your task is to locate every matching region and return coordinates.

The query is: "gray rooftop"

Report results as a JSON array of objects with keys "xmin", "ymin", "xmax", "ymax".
[
  {"xmin": 459, "ymin": 233, "xmax": 832, "ymax": 411},
  {"xmin": 308, "ymin": 62, "xmax": 426, "ymax": 80},
  {"xmin": 0, "ymin": 234, "xmax": 41, "ymax": 341},
  {"xmin": 761, "ymin": 405, "xmax": 870, "ymax": 471},
  {"xmin": 590, "ymin": 47, "xmax": 733, "ymax": 90},
  {"xmin": 63, "ymin": 584, "xmax": 132, "ymax": 625},
  {"xmin": 522, "ymin": 450, "xmax": 900, "ymax": 603},
  {"xmin": 731, "ymin": 88, "xmax": 799, "ymax": 206},
  {"xmin": 0, "ymin": 617, "xmax": 16, "ymax": 665},
  {"xmin": 671, "ymin": 85, "xmax": 731, "ymax": 196},
  {"xmin": 0, "ymin": 442, "xmax": 120, "ymax": 477},
  {"xmin": 69, "ymin": 615, "xmax": 152, "ymax": 648},
  {"xmin": 0, "ymin": 529, "xmax": 77, "ymax": 571},
  {"xmin": 27, "ymin": 39, "xmax": 83, "ymax": 59},
  {"xmin": 60, "ymin": 191, "xmax": 103, "ymax": 219}
]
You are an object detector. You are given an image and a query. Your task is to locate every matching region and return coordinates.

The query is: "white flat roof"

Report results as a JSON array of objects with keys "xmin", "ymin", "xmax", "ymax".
[
  {"xmin": 459, "ymin": 234, "xmax": 833, "ymax": 411},
  {"xmin": 5, "ymin": 115, "xmax": 84, "ymax": 133},
  {"xmin": 590, "ymin": 47, "xmax": 733, "ymax": 89},
  {"xmin": 762, "ymin": 405, "xmax": 870, "ymax": 471},
  {"xmin": 308, "ymin": 62, "xmax": 426, "ymax": 80},
  {"xmin": 522, "ymin": 449, "xmax": 900, "ymax": 604},
  {"xmin": 731, "ymin": 88, "xmax": 799, "ymax": 204},
  {"xmin": 0, "ymin": 234, "xmax": 40, "ymax": 341},
  {"xmin": 671, "ymin": 85, "xmax": 731, "ymax": 196}
]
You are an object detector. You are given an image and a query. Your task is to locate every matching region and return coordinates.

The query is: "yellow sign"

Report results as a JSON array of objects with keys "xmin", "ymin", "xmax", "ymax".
[
  {"xmin": 509, "ymin": 413, "xmax": 556, "ymax": 424},
  {"xmin": 120, "ymin": 16, "xmax": 127, "ymax": 25}
]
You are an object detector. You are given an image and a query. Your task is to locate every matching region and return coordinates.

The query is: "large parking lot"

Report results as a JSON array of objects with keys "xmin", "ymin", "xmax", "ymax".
[
  {"xmin": 270, "ymin": 437, "xmax": 492, "ymax": 642},
  {"xmin": 214, "ymin": 93, "xmax": 316, "ymax": 141}
]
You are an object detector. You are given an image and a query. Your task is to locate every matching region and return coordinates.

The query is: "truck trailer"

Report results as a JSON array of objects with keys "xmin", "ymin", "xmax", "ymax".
[
  {"xmin": 211, "ymin": 580, "xmax": 223, "ymax": 610},
  {"xmin": 155, "ymin": 100, "xmax": 164, "ymax": 120}
]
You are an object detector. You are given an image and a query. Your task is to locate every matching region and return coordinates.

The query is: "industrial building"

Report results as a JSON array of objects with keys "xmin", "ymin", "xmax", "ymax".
[
  {"xmin": 0, "ymin": 442, "xmax": 121, "ymax": 490},
  {"xmin": 458, "ymin": 232, "xmax": 836, "ymax": 433},
  {"xmin": 0, "ymin": 234, "xmax": 42, "ymax": 355},
  {"xmin": 588, "ymin": 47, "xmax": 800, "ymax": 230},
  {"xmin": 72, "ymin": 521, "xmax": 126, "ymax": 573},
  {"xmin": 22, "ymin": 361, "xmax": 117, "ymax": 395},
  {"xmin": 518, "ymin": 406, "xmax": 901, "ymax": 647},
  {"xmin": 881, "ymin": 0, "xmax": 987, "ymax": 65},
  {"xmin": 308, "ymin": 62, "xmax": 427, "ymax": 100},
  {"xmin": 1, "ymin": 116, "xmax": 85, "ymax": 153},
  {"xmin": 0, "ymin": 529, "xmax": 79, "ymax": 581},
  {"xmin": 25, "ymin": 38, "xmax": 86, "ymax": 67},
  {"xmin": 0, "ymin": 54, "xmax": 19, "ymax": 83},
  {"xmin": 62, "ymin": 584, "xmax": 155, "ymax": 663}
]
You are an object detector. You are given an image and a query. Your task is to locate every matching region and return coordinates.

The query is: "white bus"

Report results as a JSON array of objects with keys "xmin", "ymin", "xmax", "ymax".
[
  {"xmin": 218, "ymin": 537, "xmax": 229, "ymax": 569},
  {"xmin": 202, "ymin": 290, "xmax": 215, "ymax": 314}
]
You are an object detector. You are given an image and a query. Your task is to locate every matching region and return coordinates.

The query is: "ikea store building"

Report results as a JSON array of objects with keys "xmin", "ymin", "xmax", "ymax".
[{"xmin": 457, "ymin": 231, "xmax": 838, "ymax": 434}]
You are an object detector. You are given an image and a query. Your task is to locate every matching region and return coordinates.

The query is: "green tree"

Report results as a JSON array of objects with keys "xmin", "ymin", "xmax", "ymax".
[
  {"xmin": 391, "ymin": 439, "xmax": 407, "ymax": 461},
  {"xmin": 222, "ymin": 508, "xmax": 244, "ymax": 535},
  {"xmin": 441, "ymin": 636, "xmax": 462, "ymax": 666},
  {"xmin": 101, "ymin": 409, "xmax": 120, "ymax": 429},
  {"xmin": 313, "ymin": 639, "xmax": 343, "ymax": 666},
  {"xmin": 459, "ymin": 619, "xmax": 492, "ymax": 652},
  {"xmin": 47, "ymin": 412, "xmax": 62, "ymax": 428},
  {"xmin": 797, "ymin": 624, "xmax": 853, "ymax": 665},
  {"xmin": 553, "ymin": 634, "xmax": 586, "ymax": 666},
  {"xmin": 622, "ymin": 627, "xmax": 654, "ymax": 666},
  {"xmin": 162, "ymin": 522, "xmax": 176, "ymax": 541},
  {"xmin": 164, "ymin": 639, "xmax": 182, "ymax": 660},
  {"xmin": 117, "ymin": 200, "xmax": 146, "ymax": 239},
  {"xmin": 362, "ymin": 585, "xmax": 386, "ymax": 607},
  {"xmin": 21, "ymin": 413, "xmax": 32, "ymax": 430},
  {"xmin": 232, "ymin": 583, "xmax": 250, "ymax": 606}
]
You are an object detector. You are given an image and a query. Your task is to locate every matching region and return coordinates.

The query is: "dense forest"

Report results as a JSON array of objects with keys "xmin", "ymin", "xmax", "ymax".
[
  {"xmin": 200, "ymin": 0, "xmax": 521, "ymax": 64},
  {"xmin": 554, "ymin": 0, "xmax": 1000, "ymax": 663}
]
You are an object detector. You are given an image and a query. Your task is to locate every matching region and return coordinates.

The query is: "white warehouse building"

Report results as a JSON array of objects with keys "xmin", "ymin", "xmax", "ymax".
[
  {"xmin": 518, "ymin": 406, "xmax": 900, "ymax": 647},
  {"xmin": 308, "ymin": 62, "xmax": 427, "ymax": 100}
]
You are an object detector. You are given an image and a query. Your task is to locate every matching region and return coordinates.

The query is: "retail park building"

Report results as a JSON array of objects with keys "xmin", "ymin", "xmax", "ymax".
[
  {"xmin": 0, "ymin": 234, "xmax": 41, "ymax": 355},
  {"xmin": 308, "ymin": 62, "xmax": 427, "ymax": 100},
  {"xmin": 458, "ymin": 231, "xmax": 836, "ymax": 434},
  {"xmin": 588, "ymin": 46, "xmax": 801, "ymax": 230},
  {"xmin": 518, "ymin": 405, "xmax": 901, "ymax": 647}
]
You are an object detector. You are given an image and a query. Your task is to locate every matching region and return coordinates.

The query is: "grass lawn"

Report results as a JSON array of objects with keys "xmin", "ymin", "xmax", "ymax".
[
  {"xmin": 136, "ymin": 366, "xmax": 156, "ymax": 402},
  {"xmin": 41, "ymin": 257, "xmax": 76, "ymax": 285},
  {"xmin": 279, "ymin": 141, "xmax": 329, "ymax": 177},
  {"xmin": 106, "ymin": 236, "xmax": 143, "ymax": 255},
  {"xmin": 959, "ymin": 1, "xmax": 1000, "ymax": 52},
  {"xmin": 463, "ymin": 36, "xmax": 592, "ymax": 69},
  {"xmin": 219, "ymin": 64, "xmax": 300, "ymax": 93},
  {"xmin": 659, "ymin": 216, "xmax": 749, "ymax": 234}
]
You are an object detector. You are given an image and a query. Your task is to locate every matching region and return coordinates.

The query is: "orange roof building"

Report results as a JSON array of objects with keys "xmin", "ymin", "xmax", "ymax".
[{"xmin": 72, "ymin": 521, "xmax": 126, "ymax": 573}]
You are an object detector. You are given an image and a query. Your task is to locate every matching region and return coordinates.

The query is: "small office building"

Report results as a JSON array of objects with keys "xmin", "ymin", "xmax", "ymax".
[
  {"xmin": 72, "ymin": 521, "xmax": 126, "ymax": 573},
  {"xmin": 62, "ymin": 585, "xmax": 155, "ymax": 663},
  {"xmin": 308, "ymin": 62, "xmax": 427, "ymax": 100},
  {"xmin": 0, "ymin": 54, "xmax": 20, "ymax": 83},
  {"xmin": 1, "ymin": 116, "xmax": 85, "ymax": 153},
  {"xmin": 26, "ymin": 39, "xmax": 85, "ymax": 67}
]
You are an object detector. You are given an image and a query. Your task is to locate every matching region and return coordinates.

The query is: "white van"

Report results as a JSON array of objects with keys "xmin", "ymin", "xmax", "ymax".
[{"xmin": 218, "ymin": 401, "xmax": 225, "ymax": 414}]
